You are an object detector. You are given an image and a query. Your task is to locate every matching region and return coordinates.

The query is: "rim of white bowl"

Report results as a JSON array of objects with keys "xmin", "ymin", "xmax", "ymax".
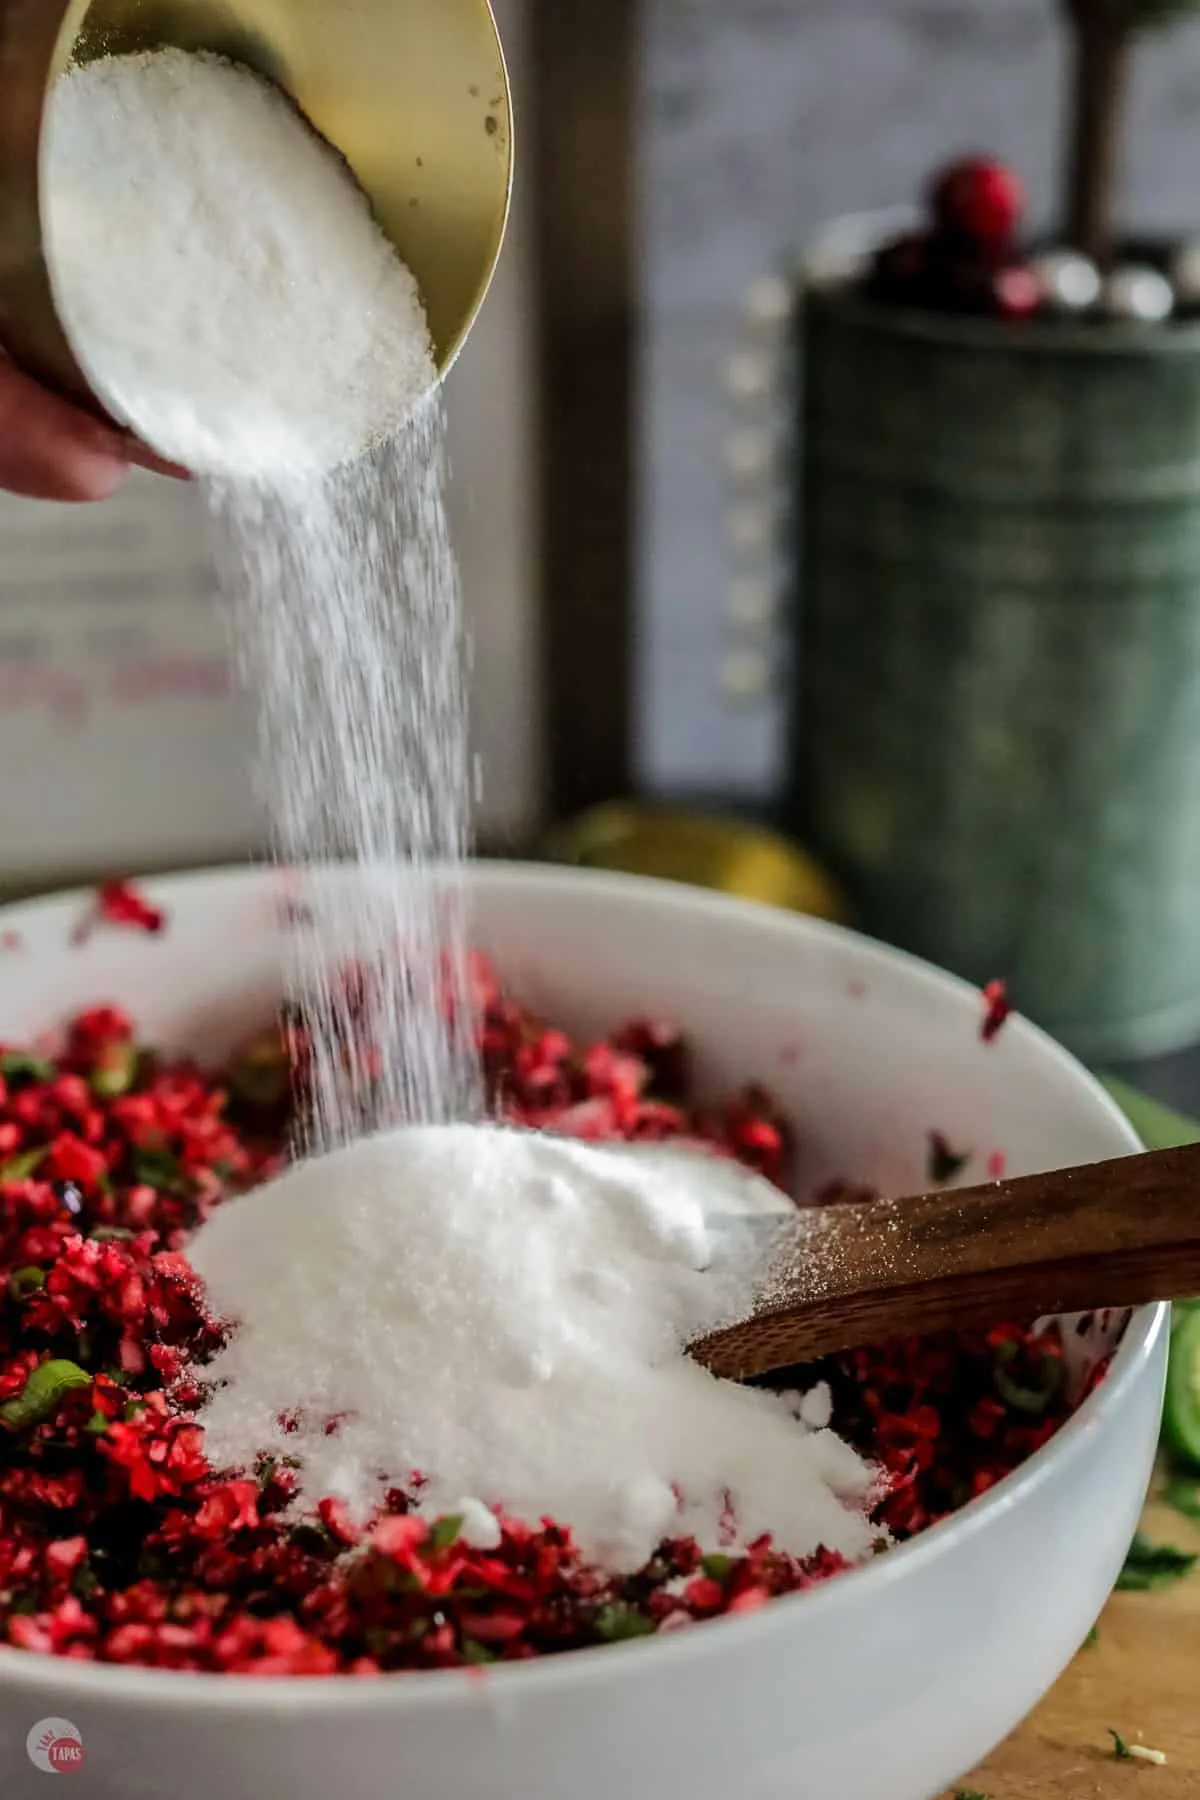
[{"xmin": 0, "ymin": 860, "xmax": 1166, "ymax": 1712}]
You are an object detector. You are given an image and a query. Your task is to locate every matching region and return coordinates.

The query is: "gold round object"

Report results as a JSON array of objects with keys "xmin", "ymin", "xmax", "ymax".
[
  {"xmin": 0, "ymin": 0, "xmax": 512, "ymax": 419},
  {"xmin": 543, "ymin": 805, "xmax": 848, "ymax": 924}
]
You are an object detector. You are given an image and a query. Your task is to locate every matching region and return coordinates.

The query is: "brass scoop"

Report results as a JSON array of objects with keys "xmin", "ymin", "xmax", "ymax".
[{"xmin": 0, "ymin": 0, "xmax": 513, "ymax": 422}]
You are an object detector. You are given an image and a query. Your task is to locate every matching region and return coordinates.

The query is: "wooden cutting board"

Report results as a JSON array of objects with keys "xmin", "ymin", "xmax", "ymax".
[
  {"xmin": 946, "ymin": 1487, "xmax": 1200, "ymax": 1798},
  {"xmin": 947, "ymin": 1081, "xmax": 1200, "ymax": 1798}
]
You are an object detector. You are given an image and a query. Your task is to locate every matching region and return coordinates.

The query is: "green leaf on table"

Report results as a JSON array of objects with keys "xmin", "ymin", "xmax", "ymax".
[
  {"xmin": 1163, "ymin": 1475, "xmax": 1200, "ymax": 1522},
  {"xmin": 1108, "ymin": 1728, "xmax": 1168, "ymax": 1766},
  {"xmin": 1099, "ymin": 1077, "xmax": 1200, "ymax": 1150},
  {"xmin": 1115, "ymin": 1531, "xmax": 1197, "ymax": 1592}
]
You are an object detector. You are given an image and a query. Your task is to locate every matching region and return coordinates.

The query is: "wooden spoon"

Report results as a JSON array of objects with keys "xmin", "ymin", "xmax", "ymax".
[{"xmin": 690, "ymin": 1142, "xmax": 1200, "ymax": 1382}]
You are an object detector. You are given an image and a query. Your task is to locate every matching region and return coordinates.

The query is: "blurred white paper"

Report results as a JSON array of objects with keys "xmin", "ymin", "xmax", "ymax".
[{"xmin": 0, "ymin": 472, "xmax": 259, "ymax": 883}]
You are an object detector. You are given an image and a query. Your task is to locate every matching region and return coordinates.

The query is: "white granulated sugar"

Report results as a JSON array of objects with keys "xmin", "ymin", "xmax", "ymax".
[
  {"xmin": 454, "ymin": 1498, "xmax": 503, "ymax": 1551},
  {"xmin": 798, "ymin": 1382, "xmax": 834, "ymax": 1432},
  {"xmin": 208, "ymin": 405, "xmax": 481, "ymax": 1147},
  {"xmin": 189, "ymin": 1126, "xmax": 879, "ymax": 1573},
  {"xmin": 42, "ymin": 49, "xmax": 436, "ymax": 478}
]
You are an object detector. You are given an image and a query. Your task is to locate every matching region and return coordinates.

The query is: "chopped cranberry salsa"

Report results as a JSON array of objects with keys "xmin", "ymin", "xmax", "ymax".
[{"xmin": 0, "ymin": 964, "xmax": 1084, "ymax": 1676}]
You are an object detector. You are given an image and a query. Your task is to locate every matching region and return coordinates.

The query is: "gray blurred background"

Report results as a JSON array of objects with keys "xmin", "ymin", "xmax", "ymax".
[{"xmin": 637, "ymin": 0, "xmax": 1200, "ymax": 803}]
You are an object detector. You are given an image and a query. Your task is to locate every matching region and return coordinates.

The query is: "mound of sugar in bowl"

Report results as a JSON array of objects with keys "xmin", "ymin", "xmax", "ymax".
[{"xmin": 188, "ymin": 1124, "xmax": 880, "ymax": 1572}]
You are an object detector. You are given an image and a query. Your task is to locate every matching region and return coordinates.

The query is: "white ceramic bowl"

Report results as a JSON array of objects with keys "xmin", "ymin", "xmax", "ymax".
[{"xmin": 0, "ymin": 865, "xmax": 1165, "ymax": 1800}]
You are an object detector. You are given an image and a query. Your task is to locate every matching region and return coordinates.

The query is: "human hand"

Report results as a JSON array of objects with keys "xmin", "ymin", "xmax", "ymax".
[{"xmin": 0, "ymin": 355, "xmax": 187, "ymax": 501}]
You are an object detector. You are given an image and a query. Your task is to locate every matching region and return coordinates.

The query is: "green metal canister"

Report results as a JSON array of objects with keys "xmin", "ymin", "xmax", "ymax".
[{"xmin": 788, "ymin": 278, "xmax": 1200, "ymax": 1061}]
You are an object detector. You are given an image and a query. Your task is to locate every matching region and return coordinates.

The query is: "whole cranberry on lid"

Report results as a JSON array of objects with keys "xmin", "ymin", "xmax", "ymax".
[{"xmin": 929, "ymin": 156, "xmax": 1024, "ymax": 251}]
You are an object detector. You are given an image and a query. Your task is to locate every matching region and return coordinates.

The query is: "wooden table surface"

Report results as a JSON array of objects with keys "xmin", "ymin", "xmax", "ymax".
[{"xmin": 945, "ymin": 1487, "xmax": 1200, "ymax": 1798}]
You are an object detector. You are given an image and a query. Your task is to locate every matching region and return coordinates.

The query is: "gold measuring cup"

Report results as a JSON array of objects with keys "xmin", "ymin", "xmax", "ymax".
[{"xmin": 0, "ymin": 0, "xmax": 513, "ymax": 422}]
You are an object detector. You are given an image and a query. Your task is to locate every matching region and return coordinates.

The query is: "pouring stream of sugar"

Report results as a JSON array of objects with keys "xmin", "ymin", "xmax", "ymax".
[
  {"xmin": 41, "ymin": 48, "xmax": 482, "ymax": 1150},
  {"xmin": 692, "ymin": 1141, "xmax": 1200, "ymax": 1380}
]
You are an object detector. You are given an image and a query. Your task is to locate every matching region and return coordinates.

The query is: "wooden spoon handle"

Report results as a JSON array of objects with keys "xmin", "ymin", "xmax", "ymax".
[{"xmin": 692, "ymin": 1141, "xmax": 1200, "ymax": 1381}]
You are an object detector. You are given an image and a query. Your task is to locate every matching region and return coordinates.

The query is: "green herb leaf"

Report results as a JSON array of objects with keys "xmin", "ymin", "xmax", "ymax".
[
  {"xmin": 427, "ymin": 1515, "xmax": 464, "ymax": 1553},
  {"xmin": 7, "ymin": 1266, "xmax": 46, "ymax": 1301},
  {"xmin": 462, "ymin": 1638, "xmax": 497, "ymax": 1666},
  {"xmin": 0, "ymin": 1050, "xmax": 56, "ymax": 1083},
  {"xmin": 289, "ymin": 1522, "xmax": 336, "ymax": 1557},
  {"xmin": 1109, "ymin": 1729, "xmax": 1132, "ymax": 1759},
  {"xmin": 84, "ymin": 1410, "xmax": 110, "ymax": 1437},
  {"xmin": 700, "ymin": 1553, "xmax": 735, "ymax": 1581},
  {"xmin": 228, "ymin": 1033, "xmax": 291, "ymax": 1109},
  {"xmin": 90, "ymin": 1226, "xmax": 135, "ymax": 1243},
  {"xmin": 993, "ymin": 1351, "xmax": 1065, "ymax": 1416},
  {"xmin": 0, "ymin": 1147, "xmax": 45, "ymax": 1184},
  {"xmin": 0, "ymin": 1358, "xmax": 90, "ymax": 1430},
  {"xmin": 593, "ymin": 1602, "xmax": 657, "ymax": 1643},
  {"xmin": 1083, "ymin": 1625, "xmax": 1100, "ymax": 1648},
  {"xmin": 71, "ymin": 1563, "xmax": 99, "ymax": 1600},
  {"xmin": 136, "ymin": 1549, "xmax": 168, "ymax": 1583},
  {"xmin": 1163, "ymin": 1476, "xmax": 1200, "ymax": 1522},
  {"xmin": 131, "ymin": 1146, "xmax": 187, "ymax": 1193},
  {"xmin": 1116, "ymin": 1532, "xmax": 1198, "ymax": 1592},
  {"xmin": 89, "ymin": 1044, "xmax": 139, "ymax": 1099}
]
